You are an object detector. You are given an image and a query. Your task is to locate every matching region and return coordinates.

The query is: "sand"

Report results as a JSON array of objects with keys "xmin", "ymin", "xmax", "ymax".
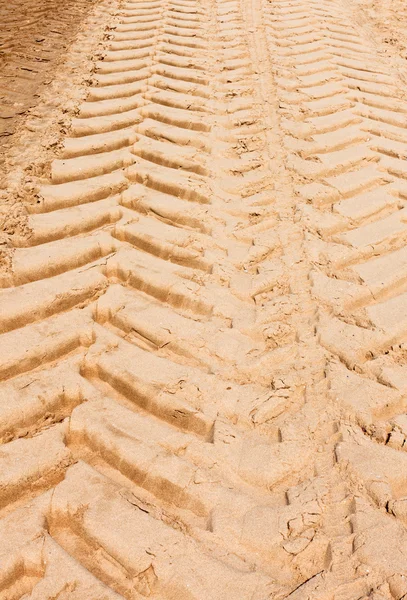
[
  {"xmin": 1, "ymin": 0, "xmax": 407, "ymax": 597},
  {"xmin": 0, "ymin": 0, "xmax": 100, "ymax": 151}
]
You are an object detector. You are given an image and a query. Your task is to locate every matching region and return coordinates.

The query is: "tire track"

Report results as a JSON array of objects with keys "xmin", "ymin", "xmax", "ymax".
[
  {"xmin": 264, "ymin": 0, "xmax": 407, "ymax": 595},
  {"xmin": 0, "ymin": 0, "xmax": 327, "ymax": 596},
  {"xmin": 3, "ymin": 0, "xmax": 407, "ymax": 596}
]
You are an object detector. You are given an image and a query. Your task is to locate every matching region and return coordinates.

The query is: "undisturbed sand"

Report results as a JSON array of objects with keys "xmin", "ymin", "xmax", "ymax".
[
  {"xmin": 0, "ymin": 0, "xmax": 100, "ymax": 153},
  {"xmin": 1, "ymin": 0, "xmax": 407, "ymax": 597}
]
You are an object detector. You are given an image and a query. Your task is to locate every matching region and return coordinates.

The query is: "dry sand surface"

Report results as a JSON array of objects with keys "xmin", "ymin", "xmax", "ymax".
[
  {"xmin": 2, "ymin": 0, "xmax": 407, "ymax": 596},
  {"xmin": 0, "ymin": 0, "xmax": 99, "ymax": 151}
]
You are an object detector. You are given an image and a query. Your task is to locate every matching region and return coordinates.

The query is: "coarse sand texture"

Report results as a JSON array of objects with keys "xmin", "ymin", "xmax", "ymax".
[{"xmin": 1, "ymin": 0, "xmax": 407, "ymax": 597}]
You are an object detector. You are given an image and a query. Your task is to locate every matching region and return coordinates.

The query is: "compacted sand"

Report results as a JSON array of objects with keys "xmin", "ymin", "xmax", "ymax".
[{"xmin": 2, "ymin": 0, "xmax": 407, "ymax": 597}]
